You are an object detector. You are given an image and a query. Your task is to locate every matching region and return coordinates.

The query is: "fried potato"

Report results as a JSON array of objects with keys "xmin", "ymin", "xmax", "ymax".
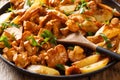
[
  {"xmin": 103, "ymin": 27, "xmax": 120, "ymax": 39},
  {"xmin": 27, "ymin": 65, "xmax": 60, "ymax": 75},
  {"xmin": 98, "ymin": 3, "xmax": 120, "ymax": 16},
  {"xmin": 94, "ymin": 9, "xmax": 113, "ymax": 23},
  {"xmin": 80, "ymin": 58, "xmax": 109, "ymax": 73},
  {"xmin": 95, "ymin": 25, "xmax": 120, "ymax": 39},
  {"xmin": 81, "ymin": 20, "xmax": 98, "ymax": 32},
  {"xmin": 72, "ymin": 54, "xmax": 100, "ymax": 68}
]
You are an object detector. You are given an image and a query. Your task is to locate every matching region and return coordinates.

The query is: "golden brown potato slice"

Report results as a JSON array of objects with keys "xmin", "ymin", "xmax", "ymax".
[
  {"xmin": 95, "ymin": 25, "xmax": 120, "ymax": 39},
  {"xmin": 27, "ymin": 65, "xmax": 60, "ymax": 75},
  {"xmin": 94, "ymin": 9, "xmax": 113, "ymax": 23},
  {"xmin": 80, "ymin": 58, "xmax": 109, "ymax": 73},
  {"xmin": 72, "ymin": 54, "xmax": 100, "ymax": 68},
  {"xmin": 81, "ymin": 20, "xmax": 99, "ymax": 32}
]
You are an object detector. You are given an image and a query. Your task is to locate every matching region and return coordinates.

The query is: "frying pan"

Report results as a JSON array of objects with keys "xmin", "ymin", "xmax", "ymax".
[{"xmin": 0, "ymin": 0, "xmax": 119, "ymax": 80}]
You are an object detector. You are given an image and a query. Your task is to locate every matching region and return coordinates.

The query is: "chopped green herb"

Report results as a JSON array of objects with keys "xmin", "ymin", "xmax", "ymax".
[
  {"xmin": 68, "ymin": 46, "xmax": 74, "ymax": 50},
  {"xmin": 76, "ymin": 4, "xmax": 81, "ymax": 11},
  {"xmin": 10, "ymin": 22, "xmax": 20, "ymax": 28},
  {"xmin": 75, "ymin": 0, "xmax": 87, "ymax": 14},
  {"xmin": 87, "ymin": 32, "xmax": 94, "ymax": 36},
  {"xmin": 1, "ymin": 22, "xmax": 9, "ymax": 30},
  {"xmin": 56, "ymin": 64, "xmax": 65, "ymax": 71},
  {"xmin": 40, "ymin": 30, "xmax": 57, "ymax": 45},
  {"xmin": 100, "ymin": 33, "xmax": 109, "ymax": 42},
  {"xmin": 100, "ymin": 33, "xmax": 112, "ymax": 48},
  {"xmin": 27, "ymin": 0, "xmax": 32, "ymax": 7},
  {"xmin": 81, "ymin": 0, "xmax": 87, "ymax": 8},
  {"xmin": 24, "ymin": 0, "xmax": 33, "ymax": 9},
  {"xmin": 7, "ymin": 7, "xmax": 13, "ymax": 12},
  {"xmin": 27, "ymin": 35, "xmax": 40, "ymax": 47},
  {"xmin": 44, "ymin": 37, "xmax": 50, "ymax": 42},
  {"xmin": 71, "ymin": 0, "xmax": 75, "ymax": 2},
  {"xmin": 96, "ymin": 52, "xmax": 100, "ymax": 54},
  {"xmin": 24, "ymin": 0, "xmax": 33, "ymax": 7},
  {"xmin": 1, "ymin": 22, "xmax": 19, "ymax": 30},
  {"xmin": 7, "ymin": 3, "xmax": 13, "ymax": 12},
  {"xmin": 79, "ymin": 7, "xmax": 85, "ymax": 14},
  {"xmin": 106, "ymin": 42, "xmax": 112, "ymax": 49},
  {"xmin": 104, "ymin": 20, "xmax": 110, "ymax": 25},
  {"xmin": 41, "ymin": 30, "xmax": 52, "ymax": 38},
  {"xmin": 0, "ymin": 35, "xmax": 11, "ymax": 48}
]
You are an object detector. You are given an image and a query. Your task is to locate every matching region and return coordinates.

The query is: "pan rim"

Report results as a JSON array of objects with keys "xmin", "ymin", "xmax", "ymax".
[
  {"xmin": 0, "ymin": 0, "xmax": 119, "ymax": 79},
  {"xmin": 0, "ymin": 54, "xmax": 117, "ymax": 79}
]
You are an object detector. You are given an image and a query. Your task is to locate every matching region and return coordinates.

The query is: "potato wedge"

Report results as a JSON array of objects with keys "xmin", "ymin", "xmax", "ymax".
[
  {"xmin": 72, "ymin": 54, "xmax": 100, "ymax": 68},
  {"xmin": 80, "ymin": 58, "xmax": 109, "ymax": 73},
  {"xmin": 93, "ymin": 9, "xmax": 113, "ymax": 23},
  {"xmin": 27, "ymin": 65, "xmax": 60, "ymax": 75}
]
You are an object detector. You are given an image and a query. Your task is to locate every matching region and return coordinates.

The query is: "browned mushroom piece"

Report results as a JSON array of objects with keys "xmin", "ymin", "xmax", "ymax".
[
  {"xmin": 68, "ymin": 46, "xmax": 86, "ymax": 62},
  {"xmin": 65, "ymin": 66, "xmax": 81, "ymax": 75},
  {"xmin": 46, "ymin": 44, "xmax": 68, "ymax": 68}
]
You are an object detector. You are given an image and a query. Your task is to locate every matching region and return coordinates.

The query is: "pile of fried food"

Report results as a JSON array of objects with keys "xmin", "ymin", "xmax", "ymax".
[{"xmin": 0, "ymin": 0, "xmax": 120, "ymax": 76}]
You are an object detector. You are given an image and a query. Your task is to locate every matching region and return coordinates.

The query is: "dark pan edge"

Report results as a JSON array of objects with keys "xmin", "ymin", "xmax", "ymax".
[
  {"xmin": 102, "ymin": 0, "xmax": 120, "ymax": 12},
  {"xmin": 111, "ymin": 0, "xmax": 120, "ymax": 7},
  {"xmin": 0, "ymin": 1, "xmax": 11, "ymax": 15},
  {"xmin": 0, "ymin": 54, "xmax": 117, "ymax": 80}
]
